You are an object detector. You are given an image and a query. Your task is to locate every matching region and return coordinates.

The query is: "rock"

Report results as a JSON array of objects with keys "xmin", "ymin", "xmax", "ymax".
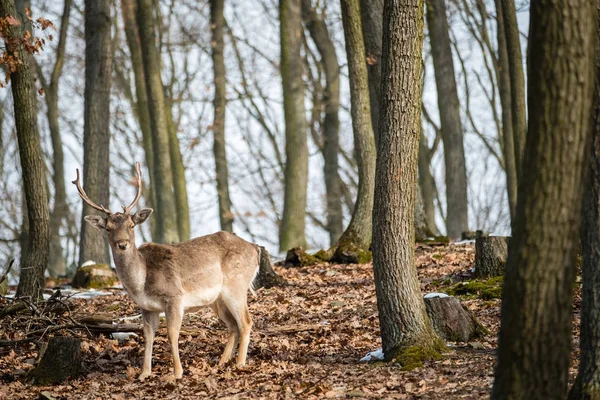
[
  {"xmin": 474, "ymin": 234, "xmax": 510, "ymax": 278},
  {"xmin": 424, "ymin": 296, "xmax": 488, "ymax": 342},
  {"xmin": 71, "ymin": 263, "xmax": 118, "ymax": 289}
]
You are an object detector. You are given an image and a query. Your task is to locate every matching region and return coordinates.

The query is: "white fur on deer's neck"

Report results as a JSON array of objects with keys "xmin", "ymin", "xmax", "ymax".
[{"xmin": 110, "ymin": 245, "xmax": 163, "ymax": 311}]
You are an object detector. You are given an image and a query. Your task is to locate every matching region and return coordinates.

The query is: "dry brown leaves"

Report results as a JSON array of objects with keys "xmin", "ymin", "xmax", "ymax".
[{"xmin": 0, "ymin": 243, "xmax": 583, "ymax": 399}]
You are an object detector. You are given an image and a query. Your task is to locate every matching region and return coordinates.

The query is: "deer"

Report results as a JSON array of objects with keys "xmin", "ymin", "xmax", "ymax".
[{"xmin": 73, "ymin": 162, "xmax": 260, "ymax": 380}]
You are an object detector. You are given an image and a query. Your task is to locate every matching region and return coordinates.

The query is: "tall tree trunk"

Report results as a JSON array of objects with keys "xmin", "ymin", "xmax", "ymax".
[
  {"xmin": 210, "ymin": 0, "xmax": 234, "ymax": 233},
  {"xmin": 568, "ymin": 4, "xmax": 600, "ymax": 399},
  {"xmin": 494, "ymin": 0, "xmax": 517, "ymax": 224},
  {"xmin": 425, "ymin": 0, "xmax": 469, "ymax": 239},
  {"xmin": 43, "ymin": 0, "xmax": 72, "ymax": 277},
  {"xmin": 491, "ymin": 1, "xmax": 596, "ymax": 398},
  {"xmin": 335, "ymin": 0, "xmax": 376, "ymax": 256},
  {"xmin": 0, "ymin": 0, "xmax": 51, "ymax": 299},
  {"xmin": 501, "ymin": 0, "xmax": 527, "ymax": 180},
  {"xmin": 279, "ymin": 0, "xmax": 308, "ymax": 252},
  {"xmin": 79, "ymin": 0, "xmax": 112, "ymax": 267},
  {"xmin": 418, "ymin": 131, "xmax": 437, "ymax": 234},
  {"xmin": 301, "ymin": 0, "xmax": 344, "ymax": 246},
  {"xmin": 121, "ymin": 0, "xmax": 157, "ymax": 240},
  {"xmin": 373, "ymin": 0, "xmax": 441, "ymax": 360},
  {"xmin": 136, "ymin": 0, "xmax": 179, "ymax": 244},
  {"xmin": 359, "ymin": 0, "xmax": 383, "ymax": 145}
]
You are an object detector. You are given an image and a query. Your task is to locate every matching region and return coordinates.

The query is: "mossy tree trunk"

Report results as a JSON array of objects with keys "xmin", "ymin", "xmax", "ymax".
[
  {"xmin": 136, "ymin": 0, "xmax": 179, "ymax": 244},
  {"xmin": 210, "ymin": 0, "xmax": 234, "ymax": 233},
  {"xmin": 301, "ymin": 0, "xmax": 344, "ymax": 246},
  {"xmin": 279, "ymin": 0, "xmax": 308, "ymax": 252},
  {"xmin": 0, "ymin": 0, "xmax": 51, "ymax": 299},
  {"xmin": 569, "ymin": 4, "xmax": 600, "ymax": 399},
  {"xmin": 494, "ymin": 0, "xmax": 517, "ymax": 223},
  {"xmin": 491, "ymin": 1, "xmax": 596, "ymax": 398},
  {"xmin": 121, "ymin": 0, "xmax": 158, "ymax": 240},
  {"xmin": 418, "ymin": 130, "xmax": 437, "ymax": 234},
  {"xmin": 78, "ymin": 0, "xmax": 112, "ymax": 267},
  {"xmin": 500, "ymin": 0, "xmax": 527, "ymax": 181},
  {"xmin": 166, "ymin": 104, "xmax": 190, "ymax": 241},
  {"xmin": 373, "ymin": 0, "xmax": 441, "ymax": 361},
  {"xmin": 425, "ymin": 0, "xmax": 469, "ymax": 239},
  {"xmin": 334, "ymin": 0, "xmax": 376, "ymax": 259}
]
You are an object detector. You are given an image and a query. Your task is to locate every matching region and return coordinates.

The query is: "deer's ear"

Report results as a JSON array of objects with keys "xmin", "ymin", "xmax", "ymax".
[
  {"xmin": 84, "ymin": 215, "xmax": 106, "ymax": 230},
  {"xmin": 133, "ymin": 208, "xmax": 153, "ymax": 225}
]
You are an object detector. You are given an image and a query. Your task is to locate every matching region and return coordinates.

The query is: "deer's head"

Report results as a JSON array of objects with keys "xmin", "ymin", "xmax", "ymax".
[{"xmin": 73, "ymin": 162, "xmax": 153, "ymax": 252}]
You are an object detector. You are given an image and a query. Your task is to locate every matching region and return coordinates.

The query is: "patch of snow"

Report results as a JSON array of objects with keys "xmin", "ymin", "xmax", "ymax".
[
  {"xmin": 469, "ymin": 267, "xmax": 475, "ymax": 273},
  {"xmin": 66, "ymin": 289, "xmax": 114, "ymax": 299},
  {"xmin": 81, "ymin": 260, "xmax": 96, "ymax": 267},
  {"xmin": 424, "ymin": 292, "xmax": 449, "ymax": 299},
  {"xmin": 111, "ymin": 332, "xmax": 138, "ymax": 341},
  {"xmin": 360, "ymin": 348, "xmax": 384, "ymax": 362},
  {"xmin": 453, "ymin": 239, "xmax": 476, "ymax": 245},
  {"xmin": 119, "ymin": 314, "xmax": 143, "ymax": 322}
]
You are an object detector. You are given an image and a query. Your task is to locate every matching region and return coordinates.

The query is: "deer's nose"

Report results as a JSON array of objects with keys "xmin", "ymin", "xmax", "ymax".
[{"xmin": 116, "ymin": 240, "xmax": 129, "ymax": 251}]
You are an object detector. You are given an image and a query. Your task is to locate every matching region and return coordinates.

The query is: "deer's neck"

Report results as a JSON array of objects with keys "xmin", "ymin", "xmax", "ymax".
[{"xmin": 111, "ymin": 247, "xmax": 147, "ymax": 295}]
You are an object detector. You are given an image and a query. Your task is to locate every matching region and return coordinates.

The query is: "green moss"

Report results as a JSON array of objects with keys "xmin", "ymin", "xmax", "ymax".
[
  {"xmin": 416, "ymin": 236, "xmax": 450, "ymax": 244},
  {"xmin": 397, "ymin": 340, "xmax": 446, "ymax": 371},
  {"xmin": 446, "ymin": 276, "xmax": 504, "ymax": 300},
  {"xmin": 72, "ymin": 263, "xmax": 118, "ymax": 289},
  {"xmin": 432, "ymin": 253, "xmax": 443, "ymax": 260},
  {"xmin": 331, "ymin": 237, "xmax": 372, "ymax": 264},
  {"xmin": 313, "ymin": 249, "xmax": 333, "ymax": 262}
]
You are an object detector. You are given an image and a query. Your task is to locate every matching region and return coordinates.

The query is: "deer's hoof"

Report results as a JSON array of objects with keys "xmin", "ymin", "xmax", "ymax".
[
  {"xmin": 138, "ymin": 371, "xmax": 151, "ymax": 381},
  {"xmin": 174, "ymin": 369, "xmax": 183, "ymax": 380}
]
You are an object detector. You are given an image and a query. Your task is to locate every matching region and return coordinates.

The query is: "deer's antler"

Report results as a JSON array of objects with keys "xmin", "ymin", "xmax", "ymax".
[
  {"xmin": 72, "ymin": 168, "xmax": 112, "ymax": 215},
  {"xmin": 122, "ymin": 162, "xmax": 143, "ymax": 214}
]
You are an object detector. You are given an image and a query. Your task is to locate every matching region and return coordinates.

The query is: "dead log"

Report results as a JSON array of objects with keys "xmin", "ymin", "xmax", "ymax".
[
  {"xmin": 474, "ymin": 234, "xmax": 510, "ymax": 277},
  {"xmin": 27, "ymin": 336, "xmax": 82, "ymax": 384},
  {"xmin": 253, "ymin": 246, "xmax": 286, "ymax": 289},
  {"xmin": 424, "ymin": 295, "xmax": 488, "ymax": 342}
]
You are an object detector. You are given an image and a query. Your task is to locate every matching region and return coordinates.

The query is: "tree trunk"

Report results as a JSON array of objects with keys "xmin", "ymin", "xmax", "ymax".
[
  {"xmin": 121, "ymin": 0, "xmax": 157, "ymax": 240},
  {"xmin": 359, "ymin": 0, "xmax": 383, "ymax": 145},
  {"xmin": 253, "ymin": 246, "xmax": 286, "ymax": 289},
  {"xmin": 418, "ymin": 131, "xmax": 437, "ymax": 234},
  {"xmin": 372, "ymin": 0, "xmax": 442, "ymax": 361},
  {"xmin": 425, "ymin": 0, "xmax": 469, "ymax": 239},
  {"xmin": 166, "ymin": 105, "xmax": 190, "ymax": 241},
  {"xmin": 414, "ymin": 185, "xmax": 434, "ymax": 240},
  {"xmin": 494, "ymin": 0, "xmax": 517, "ymax": 224},
  {"xmin": 210, "ymin": 0, "xmax": 234, "ymax": 233},
  {"xmin": 136, "ymin": 0, "xmax": 179, "ymax": 244},
  {"xmin": 279, "ymin": 0, "xmax": 308, "ymax": 252},
  {"xmin": 424, "ymin": 295, "xmax": 487, "ymax": 342},
  {"xmin": 569, "ymin": 4, "xmax": 600, "ymax": 399},
  {"xmin": 45, "ymin": 0, "xmax": 72, "ymax": 277},
  {"xmin": 474, "ymin": 234, "xmax": 509, "ymax": 278},
  {"xmin": 301, "ymin": 0, "xmax": 344, "ymax": 246},
  {"xmin": 500, "ymin": 0, "xmax": 527, "ymax": 180},
  {"xmin": 27, "ymin": 337, "xmax": 81, "ymax": 384},
  {"xmin": 334, "ymin": 0, "xmax": 376, "ymax": 260},
  {"xmin": 0, "ymin": 0, "xmax": 51, "ymax": 299},
  {"xmin": 491, "ymin": 2, "xmax": 596, "ymax": 398},
  {"xmin": 79, "ymin": 0, "xmax": 112, "ymax": 267}
]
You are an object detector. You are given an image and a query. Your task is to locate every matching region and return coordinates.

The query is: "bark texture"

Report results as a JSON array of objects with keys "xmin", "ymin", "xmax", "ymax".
[
  {"xmin": 166, "ymin": 105, "xmax": 190, "ymax": 241},
  {"xmin": 335, "ymin": 0, "xmax": 376, "ymax": 257},
  {"xmin": 491, "ymin": 2, "xmax": 596, "ymax": 398},
  {"xmin": 425, "ymin": 0, "xmax": 469, "ymax": 239},
  {"xmin": 372, "ymin": 0, "xmax": 440, "ymax": 360},
  {"xmin": 569, "ymin": 4, "xmax": 600, "ymax": 399},
  {"xmin": 474, "ymin": 235, "xmax": 509, "ymax": 278},
  {"xmin": 254, "ymin": 246, "xmax": 287, "ymax": 289},
  {"xmin": 424, "ymin": 296, "xmax": 487, "ymax": 342},
  {"xmin": 500, "ymin": 0, "xmax": 527, "ymax": 179},
  {"xmin": 418, "ymin": 131, "xmax": 437, "ymax": 233},
  {"xmin": 211, "ymin": 0, "xmax": 234, "ymax": 233},
  {"xmin": 137, "ymin": 0, "xmax": 179, "ymax": 244},
  {"xmin": 0, "ymin": 0, "xmax": 51, "ymax": 299},
  {"xmin": 359, "ymin": 0, "xmax": 383, "ymax": 144},
  {"xmin": 27, "ymin": 337, "xmax": 82, "ymax": 384},
  {"xmin": 301, "ymin": 0, "xmax": 343, "ymax": 246},
  {"xmin": 279, "ymin": 0, "xmax": 308, "ymax": 252},
  {"xmin": 79, "ymin": 0, "xmax": 112, "ymax": 267},
  {"xmin": 494, "ymin": 0, "xmax": 517, "ymax": 223}
]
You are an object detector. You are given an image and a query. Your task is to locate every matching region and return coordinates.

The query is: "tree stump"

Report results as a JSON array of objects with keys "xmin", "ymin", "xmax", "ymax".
[
  {"xmin": 474, "ymin": 234, "xmax": 510, "ymax": 277},
  {"xmin": 28, "ymin": 336, "xmax": 82, "ymax": 384},
  {"xmin": 253, "ymin": 246, "xmax": 286, "ymax": 289},
  {"xmin": 424, "ymin": 295, "xmax": 488, "ymax": 342},
  {"xmin": 72, "ymin": 263, "xmax": 118, "ymax": 289},
  {"xmin": 283, "ymin": 247, "xmax": 318, "ymax": 267}
]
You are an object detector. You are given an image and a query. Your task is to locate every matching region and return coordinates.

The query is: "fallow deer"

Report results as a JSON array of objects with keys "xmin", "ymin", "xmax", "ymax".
[{"xmin": 73, "ymin": 163, "xmax": 260, "ymax": 380}]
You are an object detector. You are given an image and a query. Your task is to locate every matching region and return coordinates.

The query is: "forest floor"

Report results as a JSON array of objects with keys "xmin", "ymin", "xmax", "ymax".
[{"xmin": 0, "ymin": 242, "xmax": 583, "ymax": 399}]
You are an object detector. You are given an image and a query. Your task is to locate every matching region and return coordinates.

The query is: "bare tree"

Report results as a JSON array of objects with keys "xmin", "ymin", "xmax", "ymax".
[
  {"xmin": 279, "ymin": 0, "xmax": 308, "ymax": 252},
  {"xmin": 492, "ymin": 1, "xmax": 596, "ymax": 397}
]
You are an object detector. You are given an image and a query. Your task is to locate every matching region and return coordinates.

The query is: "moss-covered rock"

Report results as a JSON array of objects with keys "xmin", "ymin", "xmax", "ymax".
[
  {"xmin": 397, "ymin": 339, "xmax": 446, "ymax": 371},
  {"xmin": 71, "ymin": 263, "xmax": 118, "ymax": 289},
  {"xmin": 446, "ymin": 276, "xmax": 504, "ymax": 300}
]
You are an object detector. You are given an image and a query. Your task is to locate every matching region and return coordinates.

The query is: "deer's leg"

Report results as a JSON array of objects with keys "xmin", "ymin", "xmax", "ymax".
[
  {"xmin": 213, "ymin": 302, "xmax": 239, "ymax": 366},
  {"xmin": 166, "ymin": 300, "xmax": 184, "ymax": 379},
  {"xmin": 139, "ymin": 310, "xmax": 159, "ymax": 381},
  {"xmin": 223, "ymin": 297, "xmax": 252, "ymax": 367}
]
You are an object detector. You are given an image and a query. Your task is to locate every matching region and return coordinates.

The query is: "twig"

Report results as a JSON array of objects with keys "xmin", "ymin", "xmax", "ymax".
[{"xmin": 0, "ymin": 258, "xmax": 14, "ymax": 286}]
